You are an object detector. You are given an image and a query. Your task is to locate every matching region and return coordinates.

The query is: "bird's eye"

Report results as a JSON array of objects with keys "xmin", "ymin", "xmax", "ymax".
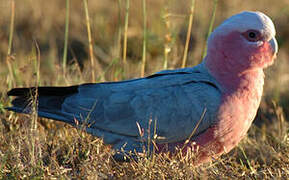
[
  {"xmin": 249, "ymin": 32, "xmax": 256, "ymax": 38},
  {"xmin": 242, "ymin": 30, "xmax": 261, "ymax": 42}
]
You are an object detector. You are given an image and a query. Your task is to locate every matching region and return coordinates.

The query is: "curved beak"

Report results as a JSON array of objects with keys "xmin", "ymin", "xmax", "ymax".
[{"xmin": 269, "ymin": 37, "xmax": 278, "ymax": 56}]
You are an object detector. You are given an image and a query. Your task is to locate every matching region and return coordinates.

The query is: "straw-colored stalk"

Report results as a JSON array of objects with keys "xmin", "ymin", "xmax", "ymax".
[
  {"xmin": 141, "ymin": 0, "xmax": 147, "ymax": 77},
  {"xmin": 181, "ymin": 0, "xmax": 195, "ymax": 68}
]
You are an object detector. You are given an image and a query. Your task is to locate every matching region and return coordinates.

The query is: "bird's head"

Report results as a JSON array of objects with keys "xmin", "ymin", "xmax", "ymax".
[{"xmin": 205, "ymin": 11, "xmax": 278, "ymax": 73}]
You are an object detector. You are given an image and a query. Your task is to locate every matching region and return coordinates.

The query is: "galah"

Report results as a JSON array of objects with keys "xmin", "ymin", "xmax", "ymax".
[{"xmin": 6, "ymin": 11, "xmax": 278, "ymax": 165}]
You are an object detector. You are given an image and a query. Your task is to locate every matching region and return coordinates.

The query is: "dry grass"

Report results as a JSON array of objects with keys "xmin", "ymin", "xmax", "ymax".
[{"xmin": 0, "ymin": 0, "xmax": 289, "ymax": 179}]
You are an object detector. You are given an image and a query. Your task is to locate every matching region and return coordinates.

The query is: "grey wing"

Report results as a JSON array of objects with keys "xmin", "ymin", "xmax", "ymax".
[{"xmin": 61, "ymin": 69, "xmax": 221, "ymax": 147}]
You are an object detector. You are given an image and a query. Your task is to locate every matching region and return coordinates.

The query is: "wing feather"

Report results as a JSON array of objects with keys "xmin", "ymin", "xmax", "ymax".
[{"xmin": 61, "ymin": 63, "xmax": 222, "ymax": 144}]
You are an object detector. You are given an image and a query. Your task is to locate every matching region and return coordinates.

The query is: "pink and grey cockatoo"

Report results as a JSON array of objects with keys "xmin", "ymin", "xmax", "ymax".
[{"xmin": 6, "ymin": 11, "xmax": 278, "ymax": 165}]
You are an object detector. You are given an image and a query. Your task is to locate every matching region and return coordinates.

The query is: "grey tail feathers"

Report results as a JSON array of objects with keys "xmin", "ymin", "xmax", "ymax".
[{"xmin": 6, "ymin": 86, "xmax": 80, "ymax": 124}]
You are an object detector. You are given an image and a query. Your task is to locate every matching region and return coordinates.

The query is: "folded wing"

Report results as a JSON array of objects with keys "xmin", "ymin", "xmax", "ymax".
[{"xmin": 7, "ymin": 63, "xmax": 222, "ymax": 152}]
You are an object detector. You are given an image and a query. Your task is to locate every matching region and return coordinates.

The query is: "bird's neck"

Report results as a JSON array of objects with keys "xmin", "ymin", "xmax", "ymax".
[{"xmin": 203, "ymin": 56, "xmax": 265, "ymax": 93}]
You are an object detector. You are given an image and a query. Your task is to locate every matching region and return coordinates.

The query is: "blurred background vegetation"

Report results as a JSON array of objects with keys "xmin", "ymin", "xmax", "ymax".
[{"xmin": 0, "ymin": 0, "xmax": 288, "ymax": 178}]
